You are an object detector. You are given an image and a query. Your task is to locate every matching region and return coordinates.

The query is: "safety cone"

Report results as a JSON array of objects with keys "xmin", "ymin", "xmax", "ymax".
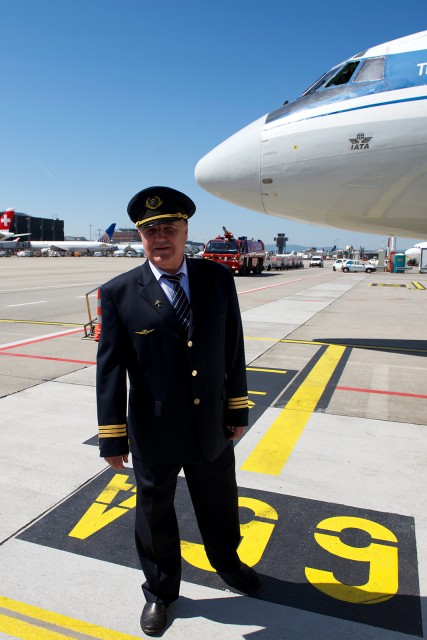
[{"xmin": 93, "ymin": 288, "xmax": 102, "ymax": 342}]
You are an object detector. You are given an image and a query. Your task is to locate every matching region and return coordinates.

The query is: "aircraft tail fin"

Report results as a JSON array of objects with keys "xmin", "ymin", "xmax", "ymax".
[
  {"xmin": 98, "ymin": 223, "xmax": 116, "ymax": 243},
  {"xmin": 0, "ymin": 208, "xmax": 15, "ymax": 232}
]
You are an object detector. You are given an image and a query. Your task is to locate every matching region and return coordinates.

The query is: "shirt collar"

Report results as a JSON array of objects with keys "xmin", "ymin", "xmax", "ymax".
[{"xmin": 148, "ymin": 258, "xmax": 188, "ymax": 282}]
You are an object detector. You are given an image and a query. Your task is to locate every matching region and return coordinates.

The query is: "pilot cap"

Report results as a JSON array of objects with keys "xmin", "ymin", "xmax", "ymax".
[{"xmin": 127, "ymin": 186, "xmax": 196, "ymax": 230}]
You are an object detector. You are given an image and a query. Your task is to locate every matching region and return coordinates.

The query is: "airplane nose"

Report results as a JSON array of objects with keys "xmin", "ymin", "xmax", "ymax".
[{"xmin": 195, "ymin": 115, "xmax": 266, "ymax": 212}]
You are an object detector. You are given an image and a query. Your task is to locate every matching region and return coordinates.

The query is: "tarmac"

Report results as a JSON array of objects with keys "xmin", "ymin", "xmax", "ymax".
[{"xmin": 0, "ymin": 256, "xmax": 426, "ymax": 639}]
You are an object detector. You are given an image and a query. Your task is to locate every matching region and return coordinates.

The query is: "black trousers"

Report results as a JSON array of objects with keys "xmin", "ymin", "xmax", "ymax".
[{"xmin": 132, "ymin": 443, "xmax": 241, "ymax": 604}]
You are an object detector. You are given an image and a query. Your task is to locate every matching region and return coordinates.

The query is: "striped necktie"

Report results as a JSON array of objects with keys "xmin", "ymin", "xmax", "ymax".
[{"xmin": 162, "ymin": 274, "xmax": 191, "ymax": 330}]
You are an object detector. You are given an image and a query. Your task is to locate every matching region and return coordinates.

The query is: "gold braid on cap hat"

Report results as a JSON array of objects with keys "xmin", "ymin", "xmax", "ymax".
[{"xmin": 135, "ymin": 212, "xmax": 189, "ymax": 228}]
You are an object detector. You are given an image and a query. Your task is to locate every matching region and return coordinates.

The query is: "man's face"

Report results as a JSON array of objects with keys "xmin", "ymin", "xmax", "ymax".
[{"xmin": 139, "ymin": 220, "xmax": 188, "ymax": 273}]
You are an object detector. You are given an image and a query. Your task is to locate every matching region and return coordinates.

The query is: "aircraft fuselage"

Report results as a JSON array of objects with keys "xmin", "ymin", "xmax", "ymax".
[{"xmin": 195, "ymin": 31, "xmax": 427, "ymax": 238}]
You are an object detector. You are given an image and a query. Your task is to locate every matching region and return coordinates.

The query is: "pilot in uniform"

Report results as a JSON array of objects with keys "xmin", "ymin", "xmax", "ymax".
[{"xmin": 96, "ymin": 186, "xmax": 261, "ymax": 635}]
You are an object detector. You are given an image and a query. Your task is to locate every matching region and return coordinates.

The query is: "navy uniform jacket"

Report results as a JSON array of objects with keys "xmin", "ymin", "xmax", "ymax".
[{"xmin": 96, "ymin": 257, "xmax": 249, "ymax": 464}]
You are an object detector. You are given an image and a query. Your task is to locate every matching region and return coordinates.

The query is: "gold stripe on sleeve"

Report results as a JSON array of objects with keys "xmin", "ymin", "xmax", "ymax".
[
  {"xmin": 98, "ymin": 424, "xmax": 127, "ymax": 438},
  {"xmin": 228, "ymin": 396, "xmax": 249, "ymax": 409}
]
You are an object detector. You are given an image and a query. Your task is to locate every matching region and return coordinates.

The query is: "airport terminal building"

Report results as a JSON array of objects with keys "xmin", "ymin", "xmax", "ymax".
[{"xmin": 11, "ymin": 211, "xmax": 64, "ymax": 241}]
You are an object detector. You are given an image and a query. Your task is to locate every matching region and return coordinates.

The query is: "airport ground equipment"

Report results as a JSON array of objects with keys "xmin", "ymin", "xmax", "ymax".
[
  {"xmin": 202, "ymin": 227, "xmax": 266, "ymax": 275},
  {"xmin": 419, "ymin": 248, "xmax": 427, "ymax": 274},
  {"xmin": 271, "ymin": 253, "xmax": 304, "ymax": 270},
  {"xmin": 82, "ymin": 286, "xmax": 100, "ymax": 340}
]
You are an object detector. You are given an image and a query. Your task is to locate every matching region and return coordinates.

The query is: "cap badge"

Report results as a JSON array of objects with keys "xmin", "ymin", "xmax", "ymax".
[
  {"xmin": 154, "ymin": 300, "xmax": 162, "ymax": 308},
  {"xmin": 146, "ymin": 196, "xmax": 163, "ymax": 210}
]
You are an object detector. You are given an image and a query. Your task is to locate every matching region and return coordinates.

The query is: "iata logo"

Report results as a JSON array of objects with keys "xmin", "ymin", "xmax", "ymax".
[{"xmin": 349, "ymin": 132, "xmax": 372, "ymax": 150}]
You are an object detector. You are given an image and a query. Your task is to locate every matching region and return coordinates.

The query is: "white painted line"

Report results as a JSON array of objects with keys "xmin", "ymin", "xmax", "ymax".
[
  {"xmin": 7, "ymin": 301, "xmax": 47, "ymax": 307},
  {"xmin": 239, "ymin": 272, "xmax": 326, "ymax": 295},
  {"xmin": 0, "ymin": 327, "xmax": 82, "ymax": 350},
  {"xmin": 0, "ymin": 281, "xmax": 103, "ymax": 294}
]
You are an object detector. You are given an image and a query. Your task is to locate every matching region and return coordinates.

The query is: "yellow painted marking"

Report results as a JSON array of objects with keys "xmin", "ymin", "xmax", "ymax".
[
  {"xmin": 0, "ymin": 595, "xmax": 141, "ymax": 640},
  {"xmin": 247, "ymin": 367, "xmax": 287, "ymax": 373},
  {"xmin": 280, "ymin": 338, "xmax": 334, "ymax": 344},
  {"xmin": 412, "ymin": 281, "xmax": 426, "ymax": 290},
  {"xmin": 278, "ymin": 338, "xmax": 427, "ymax": 354},
  {"xmin": 305, "ymin": 516, "xmax": 398, "ymax": 604},
  {"xmin": 246, "ymin": 336, "xmax": 427, "ymax": 354},
  {"xmin": 180, "ymin": 497, "xmax": 278, "ymax": 571},
  {"xmin": 248, "ymin": 390, "xmax": 267, "ymax": 395},
  {"xmin": 368, "ymin": 283, "xmax": 410, "ymax": 288},
  {"xmin": 0, "ymin": 319, "xmax": 81, "ymax": 327},
  {"xmin": 241, "ymin": 345, "xmax": 346, "ymax": 475},
  {"xmin": 69, "ymin": 475, "xmax": 136, "ymax": 539}
]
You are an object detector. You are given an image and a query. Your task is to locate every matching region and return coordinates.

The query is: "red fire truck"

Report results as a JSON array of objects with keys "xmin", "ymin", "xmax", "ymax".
[{"xmin": 202, "ymin": 228, "xmax": 266, "ymax": 275}]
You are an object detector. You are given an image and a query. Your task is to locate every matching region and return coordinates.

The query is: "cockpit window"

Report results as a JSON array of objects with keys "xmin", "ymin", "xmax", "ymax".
[
  {"xmin": 302, "ymin": 67, "xmax": 339, "ymax": 95},
  {"xmin": 325, "ymin": 61, "xmax": 360, "ymax": 87},
  {"xmin": 353, "ymin": 57, "xmax": 385, "ymax": 83}
]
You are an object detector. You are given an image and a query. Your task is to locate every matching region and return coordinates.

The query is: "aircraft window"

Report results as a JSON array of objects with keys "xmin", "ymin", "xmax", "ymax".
[
  {"xmin": 325, "ymin": 61, "xmax": 360, "ymax": 87},
  {"xmin": 353, "ymin": 57, "xmax": 385, "ymax": 82},
  {"xmin": 302, "ymin": 67, "xmax": 339, "ymax": 95}
]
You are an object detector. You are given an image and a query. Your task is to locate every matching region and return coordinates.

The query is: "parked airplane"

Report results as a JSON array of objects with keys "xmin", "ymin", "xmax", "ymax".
[
  {"xmin": 29, "ymin": 224, "xmax": 117, "ymax": 255},
  {"xmin": 195, "ymin": 31, "xmax": 427, "ymax": 238},
  {"xmin": 113, "ymin": 242, "xmax": 145, "ymax": 257},
  {"xmin": 0, "ymin": 209, "xmax": 31, "ymax": 240},
  {"xmin": 405, "ymin": 241, "xmax": 427, "ymax": 261}
]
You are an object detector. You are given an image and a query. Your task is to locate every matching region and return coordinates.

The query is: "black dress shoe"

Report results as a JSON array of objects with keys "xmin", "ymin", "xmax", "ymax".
[
  {"xmin": 218, "ymin": 562, "xmax": 262, "ymax": 593},
  {"xmin": 140, "ymin": 603, "xmax": 167, "ymax": 635}
]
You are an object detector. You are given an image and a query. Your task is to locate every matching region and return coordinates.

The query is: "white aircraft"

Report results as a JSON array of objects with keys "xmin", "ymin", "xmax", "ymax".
[
  {"xmin": 29, "ymin": 224, "xmax": 117, "ymax": 254},
  {"xmin": 405, "ymin": 241, "xmax": 427, "ymax": 261},
  {"xmin": 195, "ymin": 31, "xmax": 427, "ymax": 239},
  {"xmin": 0, "ymin": 209, "xmax": 31, "ymax": 240},
  {"xmin": 113, "ymin": 242, "xmax": 145, "ymax": 256}
]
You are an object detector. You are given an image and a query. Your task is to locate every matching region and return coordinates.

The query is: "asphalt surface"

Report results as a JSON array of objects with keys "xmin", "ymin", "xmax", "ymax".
[{"xmin": 0, "ymin": 256, "xmax": 426, "ymax": 639}]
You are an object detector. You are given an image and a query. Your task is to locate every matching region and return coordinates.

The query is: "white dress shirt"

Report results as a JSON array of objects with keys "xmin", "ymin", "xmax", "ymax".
[{"xmin": 147, "ymin": 259, "xmax": 191, "ymax": 304}]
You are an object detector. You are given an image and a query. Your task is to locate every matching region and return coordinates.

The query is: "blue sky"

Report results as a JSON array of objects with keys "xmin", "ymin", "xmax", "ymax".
[{"xmin": 1, "ymin": 0, "xmax": 425, "ymax": 250}]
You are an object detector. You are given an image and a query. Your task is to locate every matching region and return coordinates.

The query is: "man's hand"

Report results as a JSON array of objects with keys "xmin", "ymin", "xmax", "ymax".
[
  {"xmin": 226, "ymin": 426, "xmax": 246, "ymax": 441},
  {"xmin": 104, "ymin": 454, "xmax": 129, "ymax": 470}
]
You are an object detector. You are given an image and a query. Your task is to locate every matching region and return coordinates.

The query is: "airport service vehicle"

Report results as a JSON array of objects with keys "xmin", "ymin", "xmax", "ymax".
[
  {"xmin": 195, "ymin": 31, "xmax": 427, "ymax": 238},
  {"xmin": 271, "ymin": 252, "xmax": 304, "ymax": 270},
  {"xmin": 271, "ymin": 254, "xmax": 287, "ymax": 270},
  {"xmin": 341, "ymin": 259, "xmax": 376, "ymax": 273},
  {"xmin": 264, "ymin": 252, "xmax": 272, "ymax": 270},
  {"xmin": 333, "ymin": 259, "xmax": 345, "ymax": 271},
  {"xmin": 202, "ymin": 228, "xmax": 265, "ymax": 275},
  {"xmin": 309, "ymin": 256, "xmax": 324, "ymax": 268}
]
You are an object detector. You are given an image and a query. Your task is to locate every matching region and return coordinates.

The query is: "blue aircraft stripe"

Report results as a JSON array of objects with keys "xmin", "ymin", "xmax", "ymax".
[{"xmin": 268, "ymin": 94, "xmax": 427, "ymax": 125}]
